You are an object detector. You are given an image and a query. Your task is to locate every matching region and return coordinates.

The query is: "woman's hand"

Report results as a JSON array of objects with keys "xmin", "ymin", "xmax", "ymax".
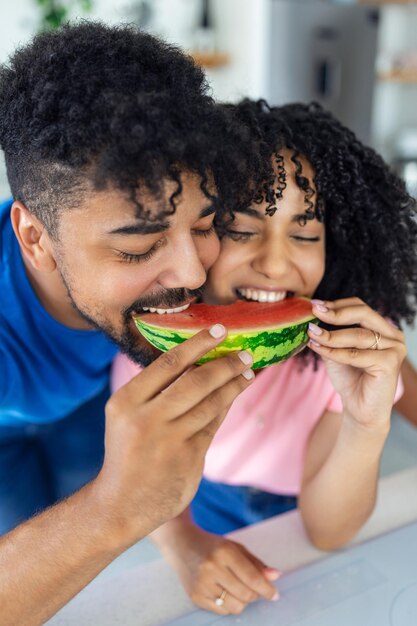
[
  {"xmin": 165, "ymin": 524, "xmax": 280, "ymax": 615},
  {"xmin": 307, "ymin": 297, "xmax": 406, "ymax": 431}
]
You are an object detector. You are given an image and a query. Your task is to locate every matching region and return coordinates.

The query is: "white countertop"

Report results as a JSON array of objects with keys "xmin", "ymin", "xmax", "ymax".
[{"xmin": 46, "ymin": 466, "xmax": 417, "ymax": 626}]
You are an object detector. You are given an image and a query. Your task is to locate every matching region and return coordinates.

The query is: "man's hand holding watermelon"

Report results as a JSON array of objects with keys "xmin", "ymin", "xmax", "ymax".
[{"xmin": 94, "ymin": 324, "xmax": 256, "ymax": 543}]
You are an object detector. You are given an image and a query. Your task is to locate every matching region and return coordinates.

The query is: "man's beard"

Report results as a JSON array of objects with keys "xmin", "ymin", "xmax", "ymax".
[{"xmin": 58, "ymin": 268, "xmax": 203, "ymax": 367}]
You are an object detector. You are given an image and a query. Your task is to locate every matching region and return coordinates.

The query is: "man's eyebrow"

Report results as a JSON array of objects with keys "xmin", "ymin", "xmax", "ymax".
[
  {"xmin": 108, "ymin": 205, "xmax": 215, "ymax": 236},
  {"xmin": 108, "ymin": 222, "xmax": 170, "ymax": 236}
]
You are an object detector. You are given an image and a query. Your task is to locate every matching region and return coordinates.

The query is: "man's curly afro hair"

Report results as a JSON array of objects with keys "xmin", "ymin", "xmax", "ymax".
[
  {"xmin": 226, "ymin": 99, "xmax": 417, "ymax": 327},
  {"xmin": 0, "ymin": 21, "xmax": 256, "ymax": 237}
]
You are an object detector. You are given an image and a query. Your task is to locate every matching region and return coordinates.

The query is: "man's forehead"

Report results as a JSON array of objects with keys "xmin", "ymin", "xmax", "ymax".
[{"xmin": 69, "ymin": 184, "xmax": 214, "ymax": 233}]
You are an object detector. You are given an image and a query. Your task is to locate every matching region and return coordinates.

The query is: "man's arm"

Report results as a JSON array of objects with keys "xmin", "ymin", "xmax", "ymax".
[
  {"xmin": 0, "ymin": 326, "xmax": 254, "ymax": 626},
  {"xmin": 0, "ymin": 481, "xmax": 132, "ymax": 626}
]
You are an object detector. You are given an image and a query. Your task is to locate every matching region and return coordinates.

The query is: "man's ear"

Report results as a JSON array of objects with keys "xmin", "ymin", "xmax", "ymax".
[{"xmin": 10, "ymin": 201, "xmax": 57, "ymax": 273}]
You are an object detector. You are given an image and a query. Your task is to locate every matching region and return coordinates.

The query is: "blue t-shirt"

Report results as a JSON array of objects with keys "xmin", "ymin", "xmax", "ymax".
[{"xmin": 0, "ymin": 200, "xmax": 118, "ymax": 425}]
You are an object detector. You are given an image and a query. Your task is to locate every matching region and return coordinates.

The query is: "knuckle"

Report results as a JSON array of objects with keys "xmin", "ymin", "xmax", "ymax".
[
  {"xmin": 200, "ymin": 559, "xmax": 216, "ymax": 576},
  {"xmin": 207, "ymin": 390, "xmax": 223, "ymax": 414},
  {"xmin": 229, "ymin": 601, "xmax": 245, "ymax": 615},
  {"xmin": 252, "ymin": 580, "xmax": 267, "ymax": 594},
  {"xmin": 105, "ymin": 394, "xmax": 118, "ymax": 420},
  {"xmin": 349, "ymin": 347, "xmax": 360, "ymax": 359},
  {"xmin": 357, "ymin": 327, "xmax": 369, "ymax": 341},
  {"xmin": 192, "ymin": 405, "xmax": 210, "ymax": 426},
  {"xmin": 225, "ymin": 352, "xmax": 245, "ymax": 374},
  {"xmin": 396, "ymin": 333, "xmax": 406, "ymax": 349},
  {"xmin": 241, "ymin": 588, "xmax": 256, "ymax": 603},
  {"xmin": 156, "ymin": 349, "xmax": 181, "ymax": 371},
  {"xmin": 188, "ymin": 367, "xmax": 208, "ymax": 391}
]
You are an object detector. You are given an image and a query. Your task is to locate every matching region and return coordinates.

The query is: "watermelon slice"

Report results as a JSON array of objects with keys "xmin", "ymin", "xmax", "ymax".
[{"xmin": 133, "ymin": 297, "xmax": 315, "ymax": 369}]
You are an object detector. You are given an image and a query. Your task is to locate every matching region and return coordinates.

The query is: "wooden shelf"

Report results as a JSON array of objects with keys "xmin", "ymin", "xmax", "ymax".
[
  {"xmin": 377, "ymin": 69, "xmax": 417, "ymax": 83},
  {"xmin": 189, "ymin": 51, "xmax": 230, "ymax": 68}
]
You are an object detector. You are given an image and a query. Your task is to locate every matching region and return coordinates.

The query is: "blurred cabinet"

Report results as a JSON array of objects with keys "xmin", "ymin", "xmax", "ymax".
[{"xmin": 265, "ymin": 0, "xmax": 379, "ymax": 144}]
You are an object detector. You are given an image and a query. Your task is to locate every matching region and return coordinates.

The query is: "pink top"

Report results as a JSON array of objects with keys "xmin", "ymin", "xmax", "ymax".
[{"xmin": 111, "ymin": 354, "xmax": 403, "ymax": 496}]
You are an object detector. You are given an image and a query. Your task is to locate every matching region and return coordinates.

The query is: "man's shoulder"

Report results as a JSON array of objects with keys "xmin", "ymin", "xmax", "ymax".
[
  {"xmin": 0, "ymin": 198, "xmax": 14, "ymax": 258},
  {"xmin": 0, "ymin": 198, "xmax": 12, "ymax": 224}
]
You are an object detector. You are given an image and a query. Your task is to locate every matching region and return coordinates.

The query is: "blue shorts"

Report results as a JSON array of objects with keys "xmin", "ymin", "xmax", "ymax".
[
  {"xmin": 190, "ymin": 477, "xmax": 297, "ymax": 535},
  {"xmin": 0, "ymin": 385, "xmax": 109, "ymax": 535}
]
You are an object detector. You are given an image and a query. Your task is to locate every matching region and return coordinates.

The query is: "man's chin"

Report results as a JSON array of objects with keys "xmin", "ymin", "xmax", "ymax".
[
  {"xmin": 92, "ymin": 319, "xmax": 162, "ymax": 367},
  {"xmin": 123, "ymin": 341, "xmax": 162, "ymax": 367}
]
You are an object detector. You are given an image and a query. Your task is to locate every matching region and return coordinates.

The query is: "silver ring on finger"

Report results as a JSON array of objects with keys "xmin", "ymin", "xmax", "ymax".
[
  {"xmin": 215, "ymin": 589, "xmax": 227, "ymax": 607},
  {"xmin": 367, "ymin": 330, "xmax": 382, "ymax": 350}
]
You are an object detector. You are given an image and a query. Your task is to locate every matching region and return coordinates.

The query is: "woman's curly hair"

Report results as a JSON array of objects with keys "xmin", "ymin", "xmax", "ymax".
[
  {"xmin": 0, "ymin": 21, "xmax": 257, "ymax": 237},
  {"xmin": 226, "ymin": 99, "xmax": 417, "ymax": 327}
]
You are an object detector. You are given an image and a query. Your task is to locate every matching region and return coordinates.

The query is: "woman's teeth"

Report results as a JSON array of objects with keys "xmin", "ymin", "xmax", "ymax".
[
  {"xmin": 237, "ymin": 288, "xmax": 287, "ymax": 303},
  {"xmin": 142, "ymin": 303, "xmax": 191, "ymax": 315}
]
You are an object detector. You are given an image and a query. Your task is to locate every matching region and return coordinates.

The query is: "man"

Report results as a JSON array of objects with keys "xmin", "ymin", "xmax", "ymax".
[{"xmin": 0, "ymin": 22, "xmax": 256, "ymax": 625}]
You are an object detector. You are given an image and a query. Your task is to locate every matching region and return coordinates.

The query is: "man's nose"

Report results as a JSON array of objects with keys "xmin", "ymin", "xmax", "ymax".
[{"xmin": 158, "ymin": 238, "xmax": 207, "ymax": 290}]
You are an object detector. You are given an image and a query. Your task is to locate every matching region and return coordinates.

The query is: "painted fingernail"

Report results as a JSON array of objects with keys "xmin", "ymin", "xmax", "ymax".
[
  {"xmin": 272, "ymin": 591, "xmax": 280, "ymax": 601},
  {"xmin": 315, "ymin": 304, "xmax": 329, "ymax": 313},
  {"xmin": 311, "ymin": 299, "xmax": 329, "ymax": 312},
  {"xmin": 239, "ymin": 351, "xmax": 253, "ymax": 365},
  {"xmin": 209, "ymin": 324, "xmax": 226, "ymax": 338},
  {"xmin": 309, "ymin": 338, "xmax": 321, "ymax": 347},
  {"xmin": 308, "ymin": 322, "xmax": 322, "ymax": 335},
  {"xmin": 242, "ymin": 369, "xmax": 255, "ymax": 380},
  {"xmin": 311, "ymin": 299, "xmax": 324, "ymax": 305}
]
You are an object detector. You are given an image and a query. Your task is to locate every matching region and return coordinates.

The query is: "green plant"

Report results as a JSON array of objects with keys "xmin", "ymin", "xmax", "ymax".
[{"xmin": 35, "ymin": 0, "xmax": 93, "ymax": 31}]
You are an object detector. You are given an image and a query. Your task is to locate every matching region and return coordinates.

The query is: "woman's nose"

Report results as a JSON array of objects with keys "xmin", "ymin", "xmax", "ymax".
[{"xmin": 251, "ymin": 239, "xmax": 291, "ymax": 280}]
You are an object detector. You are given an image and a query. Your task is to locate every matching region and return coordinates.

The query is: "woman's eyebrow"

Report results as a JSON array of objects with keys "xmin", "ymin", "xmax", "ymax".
[
  {"xmin": 200, "ymin": 205, "xmax": 216, "ymax": 218},
  {"xmin": 291, "ymin": 213, "xmax": 318, "ymax": 223},
  {"xmin": 237, "ymin": 207, "xmax": 264, "ymax": 220}
]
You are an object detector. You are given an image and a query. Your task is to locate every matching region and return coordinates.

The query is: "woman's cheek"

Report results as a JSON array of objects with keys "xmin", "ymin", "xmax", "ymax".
[
  {"xmin": 203, "ymin": 234, "xmax": 221, "ymax": 270},
  {"xmin": 309, "ymin": 251, "xmax": 326, "ymax": 288}
]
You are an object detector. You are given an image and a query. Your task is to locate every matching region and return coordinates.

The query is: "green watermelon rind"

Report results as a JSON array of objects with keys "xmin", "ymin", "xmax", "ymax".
[{"xmin": 134, "ymin": 315, "xmax": 316, "ymax": 369}]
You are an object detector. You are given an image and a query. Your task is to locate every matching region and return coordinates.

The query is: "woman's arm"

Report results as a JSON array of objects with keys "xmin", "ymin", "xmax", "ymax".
[
  {"xmin": 299, "ymin": 297, "xmax": 406, "ymax": 551},
  {"xmin": 299, "ymin": 409, "xmax": 388, "ymax": 551},
  {"xmin": 150, "ymin": 508, "xmax": 280, "ymax": 616}
]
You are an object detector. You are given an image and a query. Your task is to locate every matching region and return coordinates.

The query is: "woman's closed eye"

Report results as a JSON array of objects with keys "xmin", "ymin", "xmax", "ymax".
[
  {"xmin": 223, "ymin": 230, "xmax": 256, "ymax": 242},
  {"xmin": 292, "ymin": 235, "xmax": 321, "ymax": 242}
]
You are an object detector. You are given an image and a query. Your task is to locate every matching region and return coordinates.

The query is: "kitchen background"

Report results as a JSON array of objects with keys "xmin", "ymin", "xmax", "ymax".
[{"xmin": 0, "ymin": 0, "xmax": 416, "ymax": 571}]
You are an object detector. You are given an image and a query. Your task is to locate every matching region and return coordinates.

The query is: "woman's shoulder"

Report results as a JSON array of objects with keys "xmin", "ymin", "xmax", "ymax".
[{"xmin": 111, "ymin": 352, "xmax": 142, "ymax": 392}]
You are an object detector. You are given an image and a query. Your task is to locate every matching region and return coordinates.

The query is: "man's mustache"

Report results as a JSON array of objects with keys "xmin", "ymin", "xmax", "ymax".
[{"xmin": 123, "ymin": 287, "xmax": 203, "ymax": 319}]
